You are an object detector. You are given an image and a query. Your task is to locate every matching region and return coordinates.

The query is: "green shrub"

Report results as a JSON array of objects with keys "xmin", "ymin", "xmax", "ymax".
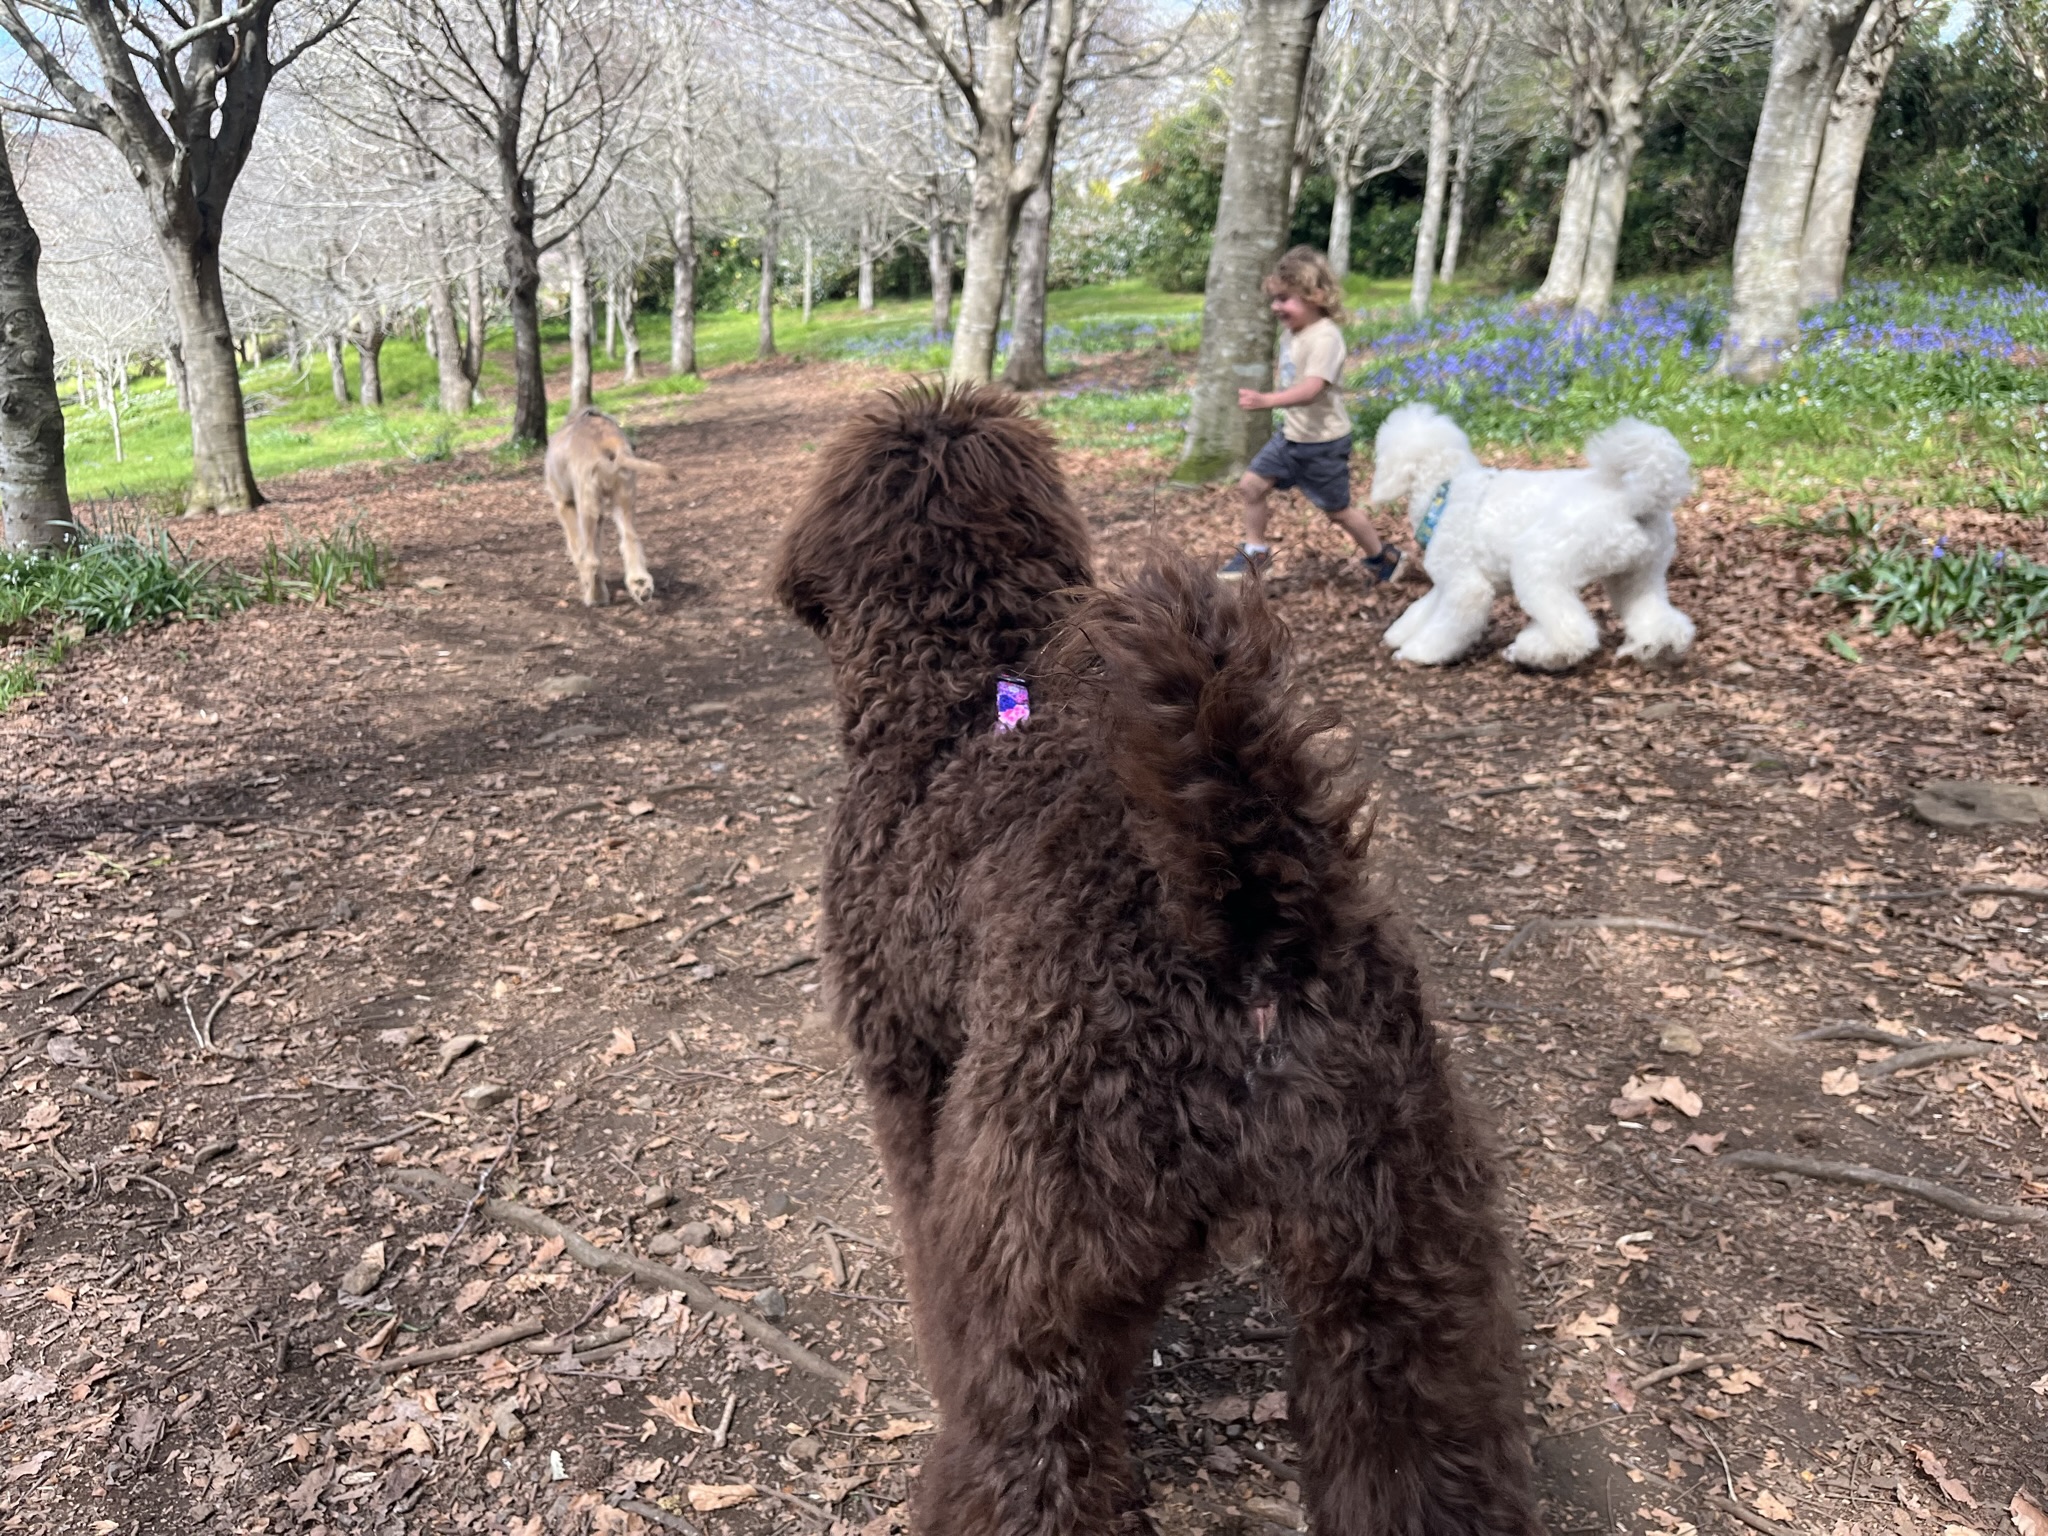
[
  {"xmin": 1123, "ymin": 98, "xmax": 1227, "ymax": 293},
  {"xmin": 1816, "ymin": 527, "xmax": 2048, "ymax": 659}
]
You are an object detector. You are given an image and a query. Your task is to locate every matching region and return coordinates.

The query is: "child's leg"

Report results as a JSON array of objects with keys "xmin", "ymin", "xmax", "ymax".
[
  {"xmin": 1238, "ymin": 470, "xmax": 1276, "ymax": 546},
  {"xmin": 1327, "ymin": 503, "xmax": 1385, "ymax": 558}
]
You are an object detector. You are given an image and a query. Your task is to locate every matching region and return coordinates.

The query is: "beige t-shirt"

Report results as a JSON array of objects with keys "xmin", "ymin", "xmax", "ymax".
[{"xmin": 1280, "ymin": 316, "xmax": 1351, "ymax": 443}]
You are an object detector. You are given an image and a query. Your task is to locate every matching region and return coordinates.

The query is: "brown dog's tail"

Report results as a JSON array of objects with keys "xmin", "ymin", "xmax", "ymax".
[{"xmin": 1057, "ymin": 555, "xmax": 1368, "ymax": 989}]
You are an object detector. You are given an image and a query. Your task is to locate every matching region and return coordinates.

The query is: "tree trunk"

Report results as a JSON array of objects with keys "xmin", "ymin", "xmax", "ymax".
[
  {"xmin": 356, "ymin": 317, "xmax": 385, "ymax": 408},
  {"xmin": 1408, "ymin": 68, "xmax": 1455, "ymax": 316},
  {"xmin": 949, "ymin": 0, "xmax": 1078, "ymax": 385},
  {"xmin": 159, "ymin": 230, "xmax": 264, "ymax": 511},
  {"xmin": 1722, "ymin": 0, "xmax": 1879, "ymax": 382},
  {"xmin": 1326, "ymin": 155, "xmax": 1356, "ymax": 279},
  {"xmin": 426, "ymin": 278, "xmax": 470, "ymax": 414},
  {"xmin": 1574, "ymin": 76, "xmax": 1647, "ymax": 320},
  {"xmin": 858, "ymin": 211, "xmax": 876, "ymax": 311},
  {"xmin": 285, "ymin": 323, "xmax": 302, "ymax": 372},
  {"xmin": 603, "ymin": 273, "xmax": 618, "ymax": 359},
  {"xmin": 801, "ymin": 233, "xmax": 813, "ymax": 326},
  {"xmin": 757, "ymin": 215, "xmax": 778, "ymax": 360},
  {"xmin": 464, "ymin": 256, "xmax": 487, "ymax": 395},
  {"xmin": 1798, "ymin": 0, "xmax": 1906, "ymax": 307},
  {"xmin": 1176, "ymin": 0, "xmax": 1329, "ymax": 483},
  {"xmin": 1001, "ymin": 139, "xmax": 1059, "ymax": 390},
  {"xmin": 622, "ymin": 298, "xmax": 640, "ymax": 382},
  {"xmin": 104, "ymin": 366, "xmax": 123, "ymax": 463},
  {"xmin": 0, "ymin": 133, "xmax": 69, "ymax": 550},
  {"xmin": 1533, "ymin": 147, "xmax": 1599, "ymax": 308},
  {"xmin": 926, "ymin": 199, "xmax": 952, "ymax": 338},
  {"xmin": 567, "ymin": 228, "xmax": 594, "ymax": 411},
  {"xmin": 1438, "ymin": 133, "xmax": 1470, "ymax": 284},
  {"xmin": 166, "ymin": 342, "xmax": 189, "ymax": 413},
  {"xmin": 327, "ymin": 335, "xmax": 350, "ymax": 405},
  {"xmin": 671, "ymin": 212, "xmax": 697, "ymax": 376}
]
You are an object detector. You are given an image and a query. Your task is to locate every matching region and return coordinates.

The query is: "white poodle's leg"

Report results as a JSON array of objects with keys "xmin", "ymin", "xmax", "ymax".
[
  {"xmin": 1382, "ymin": 587, "xmax": 1440, "ymax": 651},
  {"xmin": 1606, "ymin": 563, "xmax": 1695, "ymax": 663},
  {"xmin": 1502, "ymin": 571, "xmax": 1599, "ymax": 671},
  {"xmin": 1392, "ymin": 571, "xmax": 1494, "ymax": 666}
]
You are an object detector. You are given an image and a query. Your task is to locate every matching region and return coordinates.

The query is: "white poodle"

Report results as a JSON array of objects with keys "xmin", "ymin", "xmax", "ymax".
[{"xmin": 1367, "ymin": 402, "xmax": 1696, "ymax": 671}]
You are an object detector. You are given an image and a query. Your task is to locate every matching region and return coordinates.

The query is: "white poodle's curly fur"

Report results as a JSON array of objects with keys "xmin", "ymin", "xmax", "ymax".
[{"xmin": 1367, "ymin": 403, "xmax": 1697, "ymax": 671}]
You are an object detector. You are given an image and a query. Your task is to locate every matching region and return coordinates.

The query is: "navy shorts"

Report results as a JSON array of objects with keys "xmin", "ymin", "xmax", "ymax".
[{"xmin": 1249, "ymin": 432, "xmax": 1352, "ymax": 512}]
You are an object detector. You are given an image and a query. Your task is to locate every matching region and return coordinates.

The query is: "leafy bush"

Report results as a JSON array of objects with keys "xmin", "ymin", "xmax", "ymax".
[
  {"xmin": 1817, "ymin": 529, "xmax": 2048, "ymax": 659},
  {"xmin": 1048, "ymin": 181, "xmax": 1146, "ymax": 288},
  {"xmin": 255, "ymin": 519, "xmax": 388, "ymax": 605},
  {"xmin": 1122, "ymin": 98, "xmax": 1227, "ymax": 293}
]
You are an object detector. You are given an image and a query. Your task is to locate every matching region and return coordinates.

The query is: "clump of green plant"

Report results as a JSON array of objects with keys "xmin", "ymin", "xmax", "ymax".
[
  {"xmin": 1816, "ymin": 529, "xmax": 2048, "ymax": 660},
  {"xmin": 255, "ymin": 519, "xmax": 388, "ymax": 604}
]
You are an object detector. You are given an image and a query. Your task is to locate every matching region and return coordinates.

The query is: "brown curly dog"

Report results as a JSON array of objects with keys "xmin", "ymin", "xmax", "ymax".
[{"xmin": 772, "ymin": 384, "xmax": 1537, "ymax": 1536}]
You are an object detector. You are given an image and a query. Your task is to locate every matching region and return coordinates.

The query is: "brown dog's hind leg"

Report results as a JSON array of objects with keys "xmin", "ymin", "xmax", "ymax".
[
  {"xmin": 573, "ymin": 467, "xmax": 607, "ymax": 606},
  {"xmin": 611, "ymin": 467, "xmax": 655, "ymax": 604},
  {"xmin": 1249, "ymin": 1014, "xmax": 1540, "ymax": 1536},
  {"xmin": 906, "ymin": 1057, "xmax": 1195, "ymax": 1536}
]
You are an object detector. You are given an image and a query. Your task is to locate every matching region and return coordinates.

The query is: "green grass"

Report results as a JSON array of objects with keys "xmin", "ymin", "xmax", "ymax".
[
  {"xmin": 0, "ymin": 518, "xmax": 387, "ymax": 706},
  {"xmin": 1811, "ymin": 508, "xmax": 2048, "ymax": 659}
]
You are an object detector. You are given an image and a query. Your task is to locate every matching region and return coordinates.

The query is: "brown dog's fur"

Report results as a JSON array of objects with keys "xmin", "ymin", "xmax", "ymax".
[
  {"xmin": 773, "ymin": 385, "xmax": 1538, "ymax": 1536},
  {"xmin": 544, "ymin": 407, "xmax": 668, "ymax": 606}
]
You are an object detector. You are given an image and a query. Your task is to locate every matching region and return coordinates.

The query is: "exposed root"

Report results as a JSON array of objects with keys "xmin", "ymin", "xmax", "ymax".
[{"xmin": 1723, "ymin": 1150, "xmax": 2048, "ymax": 1226}]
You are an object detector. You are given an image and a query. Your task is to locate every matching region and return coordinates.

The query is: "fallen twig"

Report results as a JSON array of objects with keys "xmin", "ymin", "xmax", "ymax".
[
  {"xmin": 679, "ymin": 887, "xmax": 801, "ymax": 947},
  {"xmin": 754, "ymin": 953, "xmax": 816, "ymax": 978},
  {"xmin": 0, "ymin": 940, "xmax": 36, "ymax": 969},
  {"xmin": 362, "ymin": 1319, "xmax": 547, "ymax": 1373},
  {"xmin": 1857, "ymin": 1040, "xmax": 2000, "ymax": 1083},
  {"xmin": 387, "ymin": 1167, "xmax": 871, "ymax": 1395},
  {"xmin": 1723, "ymin": 1150, "xmax": 2048, "ymax": 1226},
  {"xmin": 56, "ymin": 969, "xmax": 145, "ymax": 1017},
  {"xmin": 818, "ymin": 1219, "xmax": 899, "ymax": 1258},
  {"xmin": 1791, "ymin": 1021, "xmax": 1915, "ymax": 1047},
  {"xmin": 759, "ymin": 1488, "xmax": 832, "ymax": 1528},
  {"xmin": 1496, "ymin": 916, "xmax": 1723, "ymax": 966},
  {"xmin": 1957, "ymin": 883, "xmax": 2048, "ymax": 902},
  {"xmin": 1455, "ymin": 780, "xmax": 1549, "ymax": 801},
  {"xmin": 1732, "ymin": 919, "xmax": 1857, "ymax": 955},
  {"xmin": 1631, "ymin": 1352, "xmax": 1741, "ymax": 1391},
  {"xmin": 613, "ymin": 1498, "xmax": 703, "ymax": 1534},
  {"xmin": 1628, "ymin": 1459, "xmax": 1799, "ymax": 1536},
  {"xmin": 341, "ymin": 1121, "xmax": 440, "ymax": 1154},
  {"xmin": 711, "ymin": 1389, "xmax": 737, "ymax": 1451}
]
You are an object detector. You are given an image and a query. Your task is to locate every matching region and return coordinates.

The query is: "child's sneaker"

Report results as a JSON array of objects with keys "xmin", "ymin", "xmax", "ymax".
[
  {"xmin": 1218, "ymin": 545, "xmax": 1272, "ymax": 582},
  {"xmin": 1360, "ymin": 542, "xmax": 1405, "ymax": 585}
]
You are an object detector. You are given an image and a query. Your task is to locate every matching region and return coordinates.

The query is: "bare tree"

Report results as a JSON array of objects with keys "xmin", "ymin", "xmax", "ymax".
[
  {"xmin": 1402, "ymin": 0, "xmax": 1493, "ymax": 317},
  {"xmin": 1796, "ymin": 0, "xmax": 1917, "ymax": 306},
  {"xmin": 0, "ymin": 130, "xmax": 66, "ymax": 548},
  {"xmin": 1524, "ymin": 0, "xmax": 1757, "ymax": 317},
  {"xmin": 1314, "ymin": 0, "xmax": 1422, "ymax": 279},
  {"xmin": 1719, "ymin": 0, "xmax": 1879, "ymax": 382},
  {"xmin": 1177, "ymin": 0, "xmax": 1330, "ymax": 483},
  {"xmin": 0, "ymin": 1, "xmax": 352, "ymax": 511},
  {"xmin": 350, "ymin": 0, "xmax": 648, "ymax": 445}
]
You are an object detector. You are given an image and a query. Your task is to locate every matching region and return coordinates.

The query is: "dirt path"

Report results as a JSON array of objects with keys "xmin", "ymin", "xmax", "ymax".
[{"xmin": 2, "ymin": 360, "xmax": 2045, "ymax": 1536}]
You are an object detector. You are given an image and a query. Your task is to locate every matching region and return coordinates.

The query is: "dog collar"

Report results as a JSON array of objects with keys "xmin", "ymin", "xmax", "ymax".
[
  {"xmin": 995, "ymin": 675, "xmax": 1030, "ymax": 733},
  {"xmin": 1416, "ymin": 480, "xmax": 1451, "ymax": 550}
]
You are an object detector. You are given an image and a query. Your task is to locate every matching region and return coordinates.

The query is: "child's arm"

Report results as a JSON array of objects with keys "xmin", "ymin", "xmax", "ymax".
[{"xmin": 1238, "ymin": 375, "xmax": 1328, "ymax": 411}]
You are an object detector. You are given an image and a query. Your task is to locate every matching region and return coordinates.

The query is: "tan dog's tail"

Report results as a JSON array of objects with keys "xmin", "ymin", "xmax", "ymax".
[
  {"xmin": 615, "ymin": 453, "xmax": 672, "ymax": 478},
  {"xmin": 1055, "ymin": 554, "xmax": 1370, "ymax": 985}
]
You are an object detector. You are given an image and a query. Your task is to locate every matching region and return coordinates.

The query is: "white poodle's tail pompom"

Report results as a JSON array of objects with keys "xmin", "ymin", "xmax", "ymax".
[{"xmin": 1584, "ymin": 418, "xmax": 1692, "ymax": 523}]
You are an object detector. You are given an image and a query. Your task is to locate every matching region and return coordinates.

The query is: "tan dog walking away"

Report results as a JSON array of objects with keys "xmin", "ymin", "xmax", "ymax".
[{"xmin": 543, "ymin": 407, "xmax": 669, "ymax": 606}]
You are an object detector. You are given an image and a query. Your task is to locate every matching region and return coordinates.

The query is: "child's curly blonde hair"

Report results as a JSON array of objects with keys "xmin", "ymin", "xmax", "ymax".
[{"xmin": 1264, "ymin": 245, "xmax": 1346, "ymax": 324}]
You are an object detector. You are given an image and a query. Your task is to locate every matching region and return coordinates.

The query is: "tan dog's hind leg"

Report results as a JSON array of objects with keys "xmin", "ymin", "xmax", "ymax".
[
  {"xmin": 550, "ymin": 477, "xmax": 596, "ymax": 606},
  {"xmin": 573, "ymin": 467, "xmax": 608, "ymax": 606},
  {"xmin": 612, "ymin": 468, "xmax": 655, "ymax": 604}
]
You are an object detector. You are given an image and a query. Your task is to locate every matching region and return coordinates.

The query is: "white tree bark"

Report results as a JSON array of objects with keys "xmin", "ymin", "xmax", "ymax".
[
  {"xmin": 622, "ymin": 296, "xmax": 640, "ymax": 382},
  {"xmin": 1002, "ymin": 138, "xmax": 1059, "ymax": 390},
  {"xmin": 1533, "ymin": 145, "xmax": 1600, "ymax": 306},
  {"xmin": 1574, "ymin": 68, "xmax": 1646, "ymax": 318},
  {"xmin": 354, "ymin": 313, "xmax": 386, "ymax": 408},
  {"xmin": 1722, "ymin": 0, "xmax": 1879, "ymax": 381},
  {"xmin": 802, "ymin": 233, "xmax": 814, "ymax": 326},
  {"xmin": 0, "ymin": 131, "xmax": 69, "ymax": 549},
  {"xmin": 1177, "ymin": 0, "xmax": 1330, "ymax": 482},
  {"xmin": 1437, "ymin": 130, "xmax": 1470, "ymax": 283},
  {"xmin": 1327, "ymin": 156, "xmax": 1356, "ymax": 278},
  {"xmin": 947, "ymin": 0, "xmax": 1079, "ymax": 384},
  {"xmin": 567, "ymin": 227, "xmax": 594, "ymax": 410},
  {"xmin": 1797, "ymin": 0, "xmax": 1910, "ymax": 307},
  {"xmin": 757, "ymin": 213, "xmax": 778, "ymax": 360},
  {"xmin": 327, "ymin": 334, "xmax": 350, "ymax": 406},
  {"xmin": 425, "ymin": 278, "xmax": 471, "ymax": 415},
  {"xmin": 670, "ymin": 187, "xmax": 697, "ymax": 375},
  {"xmin": 1409, "ymin": 68, "xmax": 1454, "ymax": 315},
  {"xmin": 858, "ymin": 210, "xmax": 876, "ymax": 311},
  {"xmin": 926, "ymin": 194, "xmax": 951, "ymax": 338}
]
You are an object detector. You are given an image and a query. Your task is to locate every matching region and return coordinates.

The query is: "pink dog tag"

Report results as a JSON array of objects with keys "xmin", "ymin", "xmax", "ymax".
[{"xmin": 995, "ymin": 676, "xmax": 1030, "ymax": 733}]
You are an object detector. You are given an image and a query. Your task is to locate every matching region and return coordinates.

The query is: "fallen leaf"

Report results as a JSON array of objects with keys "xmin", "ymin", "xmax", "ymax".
[
  {"xmin": 2011, "ymin": 1490, "xmax": 2048, "ymax": 1536},
  {"xmin": 627, "ymin": 800, "xmax": 654, "ymax": 817},
  {"xmin": 21, "ymin": 1100, "xmax": 62, "ymax": 1132},
  {"xmin": 414, "ymin": 576, "xmax": 452, "ymax": 591},
  {"xmin": 1682, "ymin": 1131, "xmax": 1726, "ymax": 1157},
  {"xmin": 1197, "ymin": 1396, "xmax": 1250, "ymax": 1424},
  {"xmin": 1615, "ymin": 1074, "xmax": 1703, "ymax": 1118},
  {"xmin": 1604, "ymin": 1367, "xmax": 1638, "ymax": 1413},
  {"xmin": 687, "ymin": 1484, "xmax": 759, "ymax": 1512},
  {"xmin": 435, "ymin": 1034, "xmax": 483, "ymax": 1077},
  {"xmin": 871, "ymin": 1419, "xmax": 936, "ymax": 1441},
  {"xmin": 1911, "ymin": 1445, "xmax": 1978, "ymax": 1508},
  {"xmin": 1754, "ymin": 1490, "xmax": 1796, "ymax": 1522},
  {"xmin": 453, "ymin": 1278, "xmax": 492, "ymax": 1315},
  {"xmin": 645, "ymin": 1392, "xmax": 705, "ymax": 1433},
  {"xmin": 1974, "ymin": 1023, "xmax": 2025, "ymax": 1044},
  {"xmin": 42, "ymin": 1286, "xmax": 74, "ymax": 1312},
  {"xmin": 1717, "ymin": 1366, "xmax": 1763, "ymax": 1395},
  {"xmin": 340, "ymin": 1241, "xmax": 387, "ymax": 1298},
  {"xmin": 1653, "ymin": 867, "xmax": 1685, "ymax": 885},
  {"xmin": 1820, "ymin": 1066, "xmax": 1861, "ymax": 1096},
  {"xmin": 601, "ymin": 1027, "xmax": 637, "ymax": 1061},
  {"xmin": 1561, "ymin": 1303, "xmax": 1620, "ymax": 1341},
  {"xmin": 1252, "ymin": 1389, "xmax": 1288, "ymax": 1423},
  {"xmin": 469, "ymin": 897, "xmax": 503, "ymax": 913}
]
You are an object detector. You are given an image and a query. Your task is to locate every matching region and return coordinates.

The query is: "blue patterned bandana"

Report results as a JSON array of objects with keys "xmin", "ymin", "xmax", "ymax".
[{"xmin": 1416, "ymin": 480, "xmax": 1451, "ymax": 550}]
